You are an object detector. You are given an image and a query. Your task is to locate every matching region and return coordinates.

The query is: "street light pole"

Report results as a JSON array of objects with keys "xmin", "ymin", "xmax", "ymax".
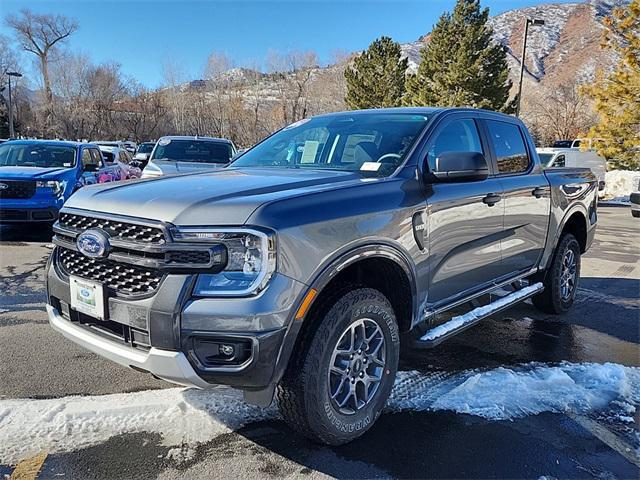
[
  {"xmin": 6, "ymin": 71, "xmax": 23, "ymax": 138},
  {"xmin": 516, "ymin": 18, "xmax": 544, "ymax": 118}
]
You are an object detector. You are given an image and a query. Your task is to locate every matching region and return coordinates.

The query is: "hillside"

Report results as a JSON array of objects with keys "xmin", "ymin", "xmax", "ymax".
[{"xmin": 401, "ymin": 0, "xmax": 627, "ymax": 91}]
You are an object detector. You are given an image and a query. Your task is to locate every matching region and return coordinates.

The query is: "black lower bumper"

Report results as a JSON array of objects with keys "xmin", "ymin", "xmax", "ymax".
[{"xmin": 0, "ymin": 207, "xmax": 59, "ymax": 223}]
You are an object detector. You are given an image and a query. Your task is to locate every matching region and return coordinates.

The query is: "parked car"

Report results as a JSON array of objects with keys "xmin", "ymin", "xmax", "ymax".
[
  {"xmin": 97, "ymin": 145, "xmax": 141, "ymax": 180},
  {"xmin": 630, "ymin": 176, "xmax": 640, "ymax": 218},
  {"xmin": 45, "ymin": 108, "xmax": 597, "ymax": 445},
  {"xmin": 537, "ymin": 147, "xmax": 607, "ymax": 194},
  {"xmin": 552, "ymin": 139, "xmax": 573, "ymax": 148},
  {"xmin": 0, "ymin": 140, "xmax": 126, "ymax": 223},
  {"xmin": 122, "ymin": 141, "xmax": 137, "ymax": 154},
  {"xmin": 133, "ymin": 142, "xmax": 156, "ymax": 167},
  {"xmin": 141, "ymin": 136, "xmax": 235, "ymax": 178}
]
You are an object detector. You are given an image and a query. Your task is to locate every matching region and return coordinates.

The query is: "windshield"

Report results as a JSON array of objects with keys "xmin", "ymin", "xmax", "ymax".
[
  {"xmin": 538, "ymin": 153, "xmax": 555, "ymax": 166},
  {"xmin": 151, "ymin": 139, "xmax": 233, "ymax": 164},
  {"xmin": 137, "ymin": 143, "xmax": 154, "ymax": 154},
  {"xmin": 230, "ymin": 113, "xmax": 430, "ymax": 177},
  {"xmin": 0, "ymin": 143, "xmax": 77, "ymax": 168}
]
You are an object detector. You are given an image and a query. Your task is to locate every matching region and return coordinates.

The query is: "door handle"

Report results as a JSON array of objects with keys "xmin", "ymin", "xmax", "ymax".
[
  {"xmin": 532, "ymin": 187, "xmax": 546, "ymax": 198},
  {"xmin": 482, "ymin": 193, "xmax": 502, "ymax": 206}
]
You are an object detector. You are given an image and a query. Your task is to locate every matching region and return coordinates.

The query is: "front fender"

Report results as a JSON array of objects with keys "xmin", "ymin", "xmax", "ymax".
[{"xmin": 267, "ymin": 242, "xmax": 419, "ymax": 394}]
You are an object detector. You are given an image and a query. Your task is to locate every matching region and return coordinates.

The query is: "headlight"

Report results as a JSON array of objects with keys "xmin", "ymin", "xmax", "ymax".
[
  {"xmin": 36, "ymin": 180, "xmax": 64, "ymax": 197},
  {"xmin": 172, "ymin": 228, "xmax": 276, "ymax": 296}
]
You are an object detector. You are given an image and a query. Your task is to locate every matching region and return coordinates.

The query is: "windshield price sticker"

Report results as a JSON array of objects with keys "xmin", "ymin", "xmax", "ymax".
[{"xmin": 360, "ymin": 162, "xmax": 381, "ymax": 171}]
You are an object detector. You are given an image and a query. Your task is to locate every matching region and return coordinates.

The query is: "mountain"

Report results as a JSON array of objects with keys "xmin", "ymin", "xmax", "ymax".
[{"xmin": 401, "ymin": 0, "xmax": 627, "ymax": 91}]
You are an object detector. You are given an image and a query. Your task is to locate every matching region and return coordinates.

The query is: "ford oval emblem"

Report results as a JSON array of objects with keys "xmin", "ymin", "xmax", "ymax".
[
  {"xmin": 77, "ymin": 229, "xmax": 110, "ymax": 259},
  {"xmin": 0, "ymin": 183, "xmax": 8, "ymax": 190}
]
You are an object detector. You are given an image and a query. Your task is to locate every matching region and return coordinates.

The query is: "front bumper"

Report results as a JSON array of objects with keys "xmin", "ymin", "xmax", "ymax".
[
  {"xmin": 46, "ymin": 250, "xmax": 306, "ymax": 390},
  {"xmin": 47, "ymin": 304, "xmax": 210, "ymax": 388},
  {"xmin": 0, "ymin": 207, "xmax": 59, "ymax": 223}
]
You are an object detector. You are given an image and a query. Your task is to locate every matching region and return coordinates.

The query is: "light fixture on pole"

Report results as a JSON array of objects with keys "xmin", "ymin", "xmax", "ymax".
[
  {"xmin": 6, "ymin": 71, "xmax": 23, "ymax": 138},
  {"xmin": 516, "ymin": 18, "xmax": 545, "ymax": 118}
]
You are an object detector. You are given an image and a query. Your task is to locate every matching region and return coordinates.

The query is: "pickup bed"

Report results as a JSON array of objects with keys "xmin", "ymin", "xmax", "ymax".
[{"xmin": 45, "ymin": 107, "xmax": 598, "ymax": 445}]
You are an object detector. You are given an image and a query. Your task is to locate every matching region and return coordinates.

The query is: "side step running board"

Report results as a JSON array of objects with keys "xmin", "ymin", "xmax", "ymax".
[{"xmin": 413, "ymin": 282, "xmax": 544, "ymax": 349}]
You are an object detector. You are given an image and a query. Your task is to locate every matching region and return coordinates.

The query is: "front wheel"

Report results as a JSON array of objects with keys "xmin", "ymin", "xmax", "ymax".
[
  {"xmin": 533, "ymin": 233, "xmax": 581, "ymax": 314},
  {"xmin": 277, "ymin": 287, "xmax": 400, "ymax": 445}
]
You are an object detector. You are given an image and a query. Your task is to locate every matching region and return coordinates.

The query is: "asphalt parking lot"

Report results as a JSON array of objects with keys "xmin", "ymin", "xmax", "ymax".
[{"xmin": 0, "ymin": 206, "xmax": 638, "ymax": 479}]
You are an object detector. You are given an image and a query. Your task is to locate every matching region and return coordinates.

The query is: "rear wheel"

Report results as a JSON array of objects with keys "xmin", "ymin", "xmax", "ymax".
[
  {"xmin": 277, "ymin": 287, "xmax": 399, "ymax": 445},
  {"xmin": 632, "ymin": 210, "xmax": 640, "ymax": 218},
  {"xmin": 533, "ymin": 233, "xmax": 581, "ymax": 314}
]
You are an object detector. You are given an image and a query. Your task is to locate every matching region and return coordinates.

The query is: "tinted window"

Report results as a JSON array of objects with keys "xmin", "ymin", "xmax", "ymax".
[
  {"xmin": 427, "ymin": 119, "xmax": 483, "ymax": 171},
  {"xmin": 486, "ymin": 120, "xmax": 530, "ymax": 174},
  {"xmin": 552, "ymin": 154, "xmax": 565, "ymax": 167},
  {"xmin": 101, "ymin": 150, "xmax": 115, "ymax": 163},
  {"xmin": 151, "ymin": 140, "xmax": 233, "ymax": 164},
  {"xmin": 137, "ymin": 143, "xmax": 154, "ymax": 154}
]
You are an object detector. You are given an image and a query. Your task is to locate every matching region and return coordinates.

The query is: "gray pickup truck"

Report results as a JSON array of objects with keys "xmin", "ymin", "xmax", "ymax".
[{"xmin": 45, "ymin": 107, "xmax": 598, "ymax": 445}]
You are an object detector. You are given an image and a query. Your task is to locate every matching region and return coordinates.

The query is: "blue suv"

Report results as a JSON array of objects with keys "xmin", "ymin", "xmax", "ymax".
[{"xmin": 0, "ymin": 140, "xmax": 124, "ymax": 223}]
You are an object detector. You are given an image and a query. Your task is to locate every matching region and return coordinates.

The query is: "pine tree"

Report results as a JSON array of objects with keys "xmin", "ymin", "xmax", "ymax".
[
  {"xmin": 404, "ymin": 0, "xmax": 513, "ymax": 111},
  {"xmin": 582, "ymin": 0, "xmax": 640, "ymax": 170},
  {"xmin": 344, "ymin": 36, "xmax": 408, "ymax": 110}
]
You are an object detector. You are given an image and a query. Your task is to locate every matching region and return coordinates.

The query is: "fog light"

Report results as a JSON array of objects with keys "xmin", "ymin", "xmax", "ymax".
[{"xmin": 219, "ymin": 344, "xmax": 235, "ymax": 356}]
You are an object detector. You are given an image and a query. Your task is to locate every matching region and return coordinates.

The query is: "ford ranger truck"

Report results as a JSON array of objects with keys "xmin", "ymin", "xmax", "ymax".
[
  {"xmin": 0, "ymin": 140, "xmax": 124, "ymax": 223},
  {"xmin": 45, "ymin": 108, "xmax": 598, "ymax": 445}
]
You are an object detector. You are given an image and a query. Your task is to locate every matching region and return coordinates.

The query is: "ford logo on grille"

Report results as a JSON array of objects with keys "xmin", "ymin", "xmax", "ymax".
[
  {"xmin": 0, "ymin": 183, "xmax": 8, "ymax": 190},
  {"xmin": 77, "ymin": 229, "xmax": 110, "ymax": 259}
]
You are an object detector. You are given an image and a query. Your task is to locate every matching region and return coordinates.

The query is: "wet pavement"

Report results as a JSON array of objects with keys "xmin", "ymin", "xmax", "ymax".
[{"xmin": 0, "ymin": 206, "xmax": 638, "ymax": 479}]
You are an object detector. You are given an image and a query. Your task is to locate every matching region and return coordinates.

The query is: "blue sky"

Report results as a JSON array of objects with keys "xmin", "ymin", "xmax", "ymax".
[{"xmin": 1, "ymin": 0, "xmax": 574, "ymax": 88}]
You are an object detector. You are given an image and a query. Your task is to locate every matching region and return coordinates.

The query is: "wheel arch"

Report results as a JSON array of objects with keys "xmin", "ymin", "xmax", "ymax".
[{"xmin": 304, "ymin": 244, "xmax": 418, "ymax": 334}]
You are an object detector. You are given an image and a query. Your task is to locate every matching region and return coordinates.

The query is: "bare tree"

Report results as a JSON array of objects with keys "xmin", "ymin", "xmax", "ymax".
[
  {"xmin": 161, "ymin": 57, "xmax": 189, "ymax": 134},
  {"xmin": 267, "ymin": 49, "xmax": 318, "ymax": 124},
  {"xmin": 5, "ymin": 9, "xmax": 78, "ymax": 133},
  {"xmin": 522, "ymin": 81, "xmax": 596, "ymax": 146}
]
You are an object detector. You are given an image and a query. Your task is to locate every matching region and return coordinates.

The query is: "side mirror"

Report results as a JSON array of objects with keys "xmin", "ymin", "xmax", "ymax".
[
  {"xmin": 134, "ymin": 153, "xmax": 149, "ymax": 161},
  {"xmin": 83, "ymin": 164, "xmax": 99, "ymax": 173},
  {"xmin": 430, "ymin": 151, "xmax": 489, "ymax": 183}
]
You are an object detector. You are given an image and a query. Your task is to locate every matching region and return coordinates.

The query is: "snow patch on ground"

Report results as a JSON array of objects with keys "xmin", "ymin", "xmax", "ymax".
[
  {"xmin": 0, "ymin": 386, "xmax": 275, "ymax": 465},
  {"xmin": 0, "ymin": 362, "xmax": 637, "ymax": 465},
  {"xmin": 603, "ymin": 170, "xmax": 640, "ymax": 201},
  {"xmin": 389, "ymin": 362, "xmax": 640, "ymax": 421}
]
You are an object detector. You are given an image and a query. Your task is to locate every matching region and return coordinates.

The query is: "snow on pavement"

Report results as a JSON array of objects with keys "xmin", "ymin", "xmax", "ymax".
[
  {"xmin": 603, "ymin": 170, "xmax": 640, "ymax": 202},
  {"xmin": 1, "ymin": 362, "xmax": 638, "ymax": 465}
]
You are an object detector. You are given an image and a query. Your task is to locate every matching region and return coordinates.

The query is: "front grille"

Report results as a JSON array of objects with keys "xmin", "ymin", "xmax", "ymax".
[
  {"xmin": 58, "ymin": 213, "xmax": 166, "ymax": 244},
  {"xmin": 58, "ymin": 247, "xmax": 163, "ymax": 296},
  {"xmin": 166, "ymin": 250, "xmax": 211, "ymax": 265},
  {"xmin": 0, "ymin": 180, "xmax": 36, "ymax": 199}
]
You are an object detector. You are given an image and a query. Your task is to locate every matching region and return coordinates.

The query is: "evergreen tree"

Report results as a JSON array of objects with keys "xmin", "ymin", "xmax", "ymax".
[
  {"xmin": 344, "ymin": 36, "xmax": 408, "ymax": 110},
  {"xmin": 582, "ymin": 0, "xmax": 639, "ymax": 170},
  {"xmin": 404, "ymin": 0, "xmax": 513, "ymax": 111}
]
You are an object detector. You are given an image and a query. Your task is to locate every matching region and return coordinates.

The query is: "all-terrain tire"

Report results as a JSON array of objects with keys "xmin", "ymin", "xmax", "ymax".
[
  {"xmin": 276, "ymin": 287, "xmax": 400, "ymax": 446},
  {"xmin": 533, "ymin": 233, "xmax": 581, "ymax": 314}
]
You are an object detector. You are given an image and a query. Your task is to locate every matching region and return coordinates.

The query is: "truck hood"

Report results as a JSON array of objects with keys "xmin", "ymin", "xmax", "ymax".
[
  {"xmin": 0, "ymin": 166, "xmax": 72, "ymax": 180},
  {"xmin": 152, "ymin": 160, "xmax": 227, "ymax": 175},
  {"xmin": 65, "ymin": 167, "xmax": 366, "ymax": 226}
]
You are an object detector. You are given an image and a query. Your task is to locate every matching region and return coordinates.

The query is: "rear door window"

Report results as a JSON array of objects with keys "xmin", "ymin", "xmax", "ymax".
[{"xmin": 486, "ymin": 120, "xmax": 530, "ymax": 175}]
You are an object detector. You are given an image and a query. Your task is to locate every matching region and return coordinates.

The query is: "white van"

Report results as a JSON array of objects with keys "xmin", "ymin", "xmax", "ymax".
[{"xmin": 537, "ymin": 147, "xmax": 607, "ymax": 195}]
